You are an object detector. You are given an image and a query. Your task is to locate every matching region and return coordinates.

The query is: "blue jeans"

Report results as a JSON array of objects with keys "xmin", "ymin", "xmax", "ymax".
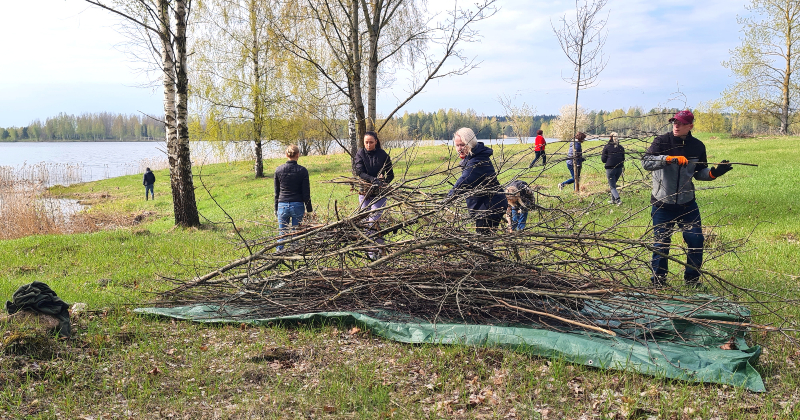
[
  {"xmin": 359, "ymin": 195, "xmax": 388, "ymax": 245},
  {"xmin": 276, "ymin": 202, "xmax": 305, "ymax": 250},
  {"xmin": 145, "ymin": 184, "xmax": 154, "ymax": 199},
  {"xmin": 561, "ymin": 163, "xmax": 575, "ymax": 186},
  {"xmin": 510, "ymin": 207, "xmax": 528, "ymax": 231},
  {"xmin": 651, "ymin": 202, "xmax": 704, "ymax": 282}
]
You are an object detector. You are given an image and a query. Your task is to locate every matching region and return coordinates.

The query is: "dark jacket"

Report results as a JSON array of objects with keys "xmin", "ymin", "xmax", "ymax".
[
  {"xmin": 274, "ymin": 160, "xmax": 312, "ymax": 213},
  {"xmin": 566, "ymin": 141, "xmax": 584, "ymax": 166},
  {"xmin": 354, "ymin": 146, "xmax": 394, "ymax": 197},
  {"xmin": 448, "ymin": 142, "xmax": 507, "ymax": 218},
  {"xmin": 449, "ymin": 142, "xmax": 503, "ymax": 197},
  {"xmin": 143, "ymin": 170, "xmax": 155, "ymax": 186},
  {"xmin": 641, "ymin": 131, "xmax": 714, "ymax": 206},
  {"xmin": 601, "ymin": 141, "xmax": 625, "ymax": 169}
]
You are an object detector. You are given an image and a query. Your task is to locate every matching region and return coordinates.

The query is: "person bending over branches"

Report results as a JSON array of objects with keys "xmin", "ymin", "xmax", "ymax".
[
  {"xmin": 642, "ymin": 110, "xmax": 732, "ymax": 287},
  {"xmin": 447, "ymin": 127, "xmax": 508, "ymax": 235},
  {"xmin": 504, "ymin": 180, "xmax": 536, "ymax": 231}
]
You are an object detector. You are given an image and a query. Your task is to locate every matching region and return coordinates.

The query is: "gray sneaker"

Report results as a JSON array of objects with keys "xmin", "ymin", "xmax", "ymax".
[{"xmin": 558, "ymin": 183, "xmax": 564, "ymax": 191}]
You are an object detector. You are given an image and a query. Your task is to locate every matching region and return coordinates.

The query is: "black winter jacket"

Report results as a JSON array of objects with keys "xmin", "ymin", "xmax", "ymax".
[
  {"xmin": 143, "ymin": 170, "xmax": 156, "ymax": 186},
  {"xmin": 354, "ymin": 147, "xmax": 394, "ymax": 197},
  {"xmin": 274, "ymin": 161, "xmax": 312, "ymax": 213},
  {"xmin": 601, "ymin": 141, "xmax": 625, "ymax": 169}
]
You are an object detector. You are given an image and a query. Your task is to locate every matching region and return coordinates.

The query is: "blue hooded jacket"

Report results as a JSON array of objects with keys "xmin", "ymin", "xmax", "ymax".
[
  {"xmin": 449, "ymin": 142, "xmax": 502, "ymax": 196},
  {"xmin": 448, "ymin": 142, "xmax": 507, "ymax": 218}
]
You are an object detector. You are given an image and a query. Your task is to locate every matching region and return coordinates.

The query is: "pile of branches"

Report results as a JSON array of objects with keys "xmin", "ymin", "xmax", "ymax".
[{"xmin": 166, "ymin": 119, "xmax": 795, "ymax": 345}]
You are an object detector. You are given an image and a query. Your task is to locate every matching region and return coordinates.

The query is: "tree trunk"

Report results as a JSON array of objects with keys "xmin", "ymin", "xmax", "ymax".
[
  {"xmin": 782, "ymin": 17, "xmax": 792, "ymax": 136},
  {"xmin": 366, "ymin": 1, "xmax": 380, "ymax": 132},
  {"xmin": 171, "ymin": 0, "xmax": 201, "ymax": 227},
  {"xmin": 349, "ymin": 0, "xmax": 367, "ymax": 152},
  {"xmin": 573, "ymin": 34, "xmax": 585, "ymax": 193},
  {"xmin": 251, "ymin": 0, "xmax": 265, "ymax": 177}
]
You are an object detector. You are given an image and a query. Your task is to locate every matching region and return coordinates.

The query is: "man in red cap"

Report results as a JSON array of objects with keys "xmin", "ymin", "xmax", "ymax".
[{"xmin": 641, "ymin": 110, "xmax": 732, "ymax": 287}]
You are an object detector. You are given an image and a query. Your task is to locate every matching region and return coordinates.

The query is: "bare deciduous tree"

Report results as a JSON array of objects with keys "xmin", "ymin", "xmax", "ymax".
[
  {"xmin": 498, "ymin": 94, "xmax": 535, "ymax": 144},
  {"xmin": 278, "ymin": 0, "xmax": 497, "ymax": 166},
  {"xmin": 553, "ymin": 0, "xmax": 609, "ymax": 192}
]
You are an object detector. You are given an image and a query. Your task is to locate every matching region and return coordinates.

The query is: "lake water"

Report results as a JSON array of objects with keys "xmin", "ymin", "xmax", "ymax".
[
  {"xmin": 0, "ymin": 137, "xmax": 559, "ymax": 185},
  {"xmin": 0, "ymin": 141, "xmax": 259, "ymax": 185}
]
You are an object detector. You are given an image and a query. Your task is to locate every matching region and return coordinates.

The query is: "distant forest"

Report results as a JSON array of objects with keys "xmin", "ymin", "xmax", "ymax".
[
  {"xmin": 2, "ymin": 106, "xmax": 768, "ymax": 144},
  {"xmin": 1, "ymin": 112, "xmax": 166, "ymax": 142}
]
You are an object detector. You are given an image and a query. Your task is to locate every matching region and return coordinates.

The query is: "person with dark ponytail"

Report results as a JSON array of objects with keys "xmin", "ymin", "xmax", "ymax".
[{"xmin": 353, "ymin": 131, "xmax": 394, "ymax": 258}]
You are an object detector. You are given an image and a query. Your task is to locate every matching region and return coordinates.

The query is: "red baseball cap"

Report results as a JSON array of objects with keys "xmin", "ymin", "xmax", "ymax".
[{"xmin": 669, "ymin": 110, "xmax": 694, "ymax": 124}]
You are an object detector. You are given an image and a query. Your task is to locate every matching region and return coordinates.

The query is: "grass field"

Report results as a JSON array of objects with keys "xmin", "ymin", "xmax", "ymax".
[{"xmin": 1, "ymin": 134, "xmax": 799, "ymax": 419}]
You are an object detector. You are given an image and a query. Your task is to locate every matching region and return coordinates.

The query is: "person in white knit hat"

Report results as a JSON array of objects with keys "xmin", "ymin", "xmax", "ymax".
[{"xmin": 446, "ymin": 127, "xmax": 507, "ymax": 235}]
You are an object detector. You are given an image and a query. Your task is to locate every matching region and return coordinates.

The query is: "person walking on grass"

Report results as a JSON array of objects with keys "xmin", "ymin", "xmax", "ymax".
[
  {"xmin": 274, "ymin": 145, "xmax": 313, "ymax": 251},
  {"xmin": 529, "ymin": 129, "xmax": 547, "ymax": 168},
  {"xmin": 143, "ymin": 167, "xmax": 155, "ymax": 201},
  {"xmin": 601, "ymin": 132, "xmax": 625, "ymax": 205},
  {"xmin": 642, "ymin": 110, "xmax": 732, "ymax": 287},
  {"xmin": 558, "ymin": 132, "xmax": 586, "ymax": 191},
  {"xmin": 504, "ymin": 180, "xmax": 536, "ymax": 231},
  {"xmin": 447, "ymin": 127, "xmax": 507, "ymax": 235},
  {"xmin": 354, "ymin": 131, "xmax": 395, "ymax": 260}
]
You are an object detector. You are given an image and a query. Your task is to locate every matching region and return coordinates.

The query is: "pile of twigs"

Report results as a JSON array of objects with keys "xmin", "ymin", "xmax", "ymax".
[{"xmin": 163, "ymin": 123, "xmax": 796, "ymax": 344}]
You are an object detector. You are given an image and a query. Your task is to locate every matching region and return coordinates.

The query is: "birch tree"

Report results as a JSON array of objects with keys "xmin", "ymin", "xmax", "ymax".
[
  {"xmin": 721, "ymin": 0, "xmax": 800, "ymax": 135},
  {"xmin": 85, "ymin": 0, "xmax": 200, "ymax": 227}
]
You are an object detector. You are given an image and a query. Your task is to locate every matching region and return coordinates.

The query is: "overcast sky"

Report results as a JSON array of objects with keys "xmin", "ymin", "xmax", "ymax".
[{"xmin": 0, "ymin": 0, "xmax": 748, "ymax": 127}]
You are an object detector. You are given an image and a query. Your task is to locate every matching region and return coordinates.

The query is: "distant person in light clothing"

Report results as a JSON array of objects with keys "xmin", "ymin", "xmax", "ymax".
[
  {"xmin": 143, "ymin": 167, "xmax": 155, "ymax": 200},
  {"xmin": 529, "ymin": 129, "xmax": 547, "ymax": 168}
]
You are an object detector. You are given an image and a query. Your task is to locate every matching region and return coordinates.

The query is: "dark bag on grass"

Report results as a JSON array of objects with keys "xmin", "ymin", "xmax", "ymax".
[{"xmin": 5, "ymin": 281, "xmax": 71, "ymax": 337}]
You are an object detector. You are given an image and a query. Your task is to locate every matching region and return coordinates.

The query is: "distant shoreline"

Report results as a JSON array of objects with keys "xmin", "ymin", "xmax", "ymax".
[{"xmin": 0, "ymin": 139, "xmax": 165, "ymax": 143}]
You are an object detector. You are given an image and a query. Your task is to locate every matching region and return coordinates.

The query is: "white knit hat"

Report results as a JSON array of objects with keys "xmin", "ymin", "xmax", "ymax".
[{"xmin": 455, "ymin": 127, "xmax": 478, "ymax": 148}]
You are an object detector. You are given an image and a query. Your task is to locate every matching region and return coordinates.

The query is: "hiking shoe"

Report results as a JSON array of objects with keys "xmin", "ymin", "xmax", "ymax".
[
  {"xmin": 685, "ymin": 276, "xmax": 705, "ymax": 289},
  {"xmin": 685, "ymin": 281, "xmax": 705, "ymax": 289},
  {"xmin": 615, "ymin": 199, "xmax": 622, "ymax": 206},
  {"xmin": 651, "ymin": 276, "xmax": 668, "ymax": 288}
]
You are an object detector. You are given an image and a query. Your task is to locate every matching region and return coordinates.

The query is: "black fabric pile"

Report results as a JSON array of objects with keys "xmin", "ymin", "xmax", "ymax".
[{"xmin": 5, "ymin": 281, "xmax": 71, "ymax": 337}]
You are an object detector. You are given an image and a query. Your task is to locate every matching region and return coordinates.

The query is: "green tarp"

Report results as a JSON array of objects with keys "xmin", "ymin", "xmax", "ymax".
[{"xmin": 135, "ymin": 301, "xmax": 765, "ymax": 392}]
